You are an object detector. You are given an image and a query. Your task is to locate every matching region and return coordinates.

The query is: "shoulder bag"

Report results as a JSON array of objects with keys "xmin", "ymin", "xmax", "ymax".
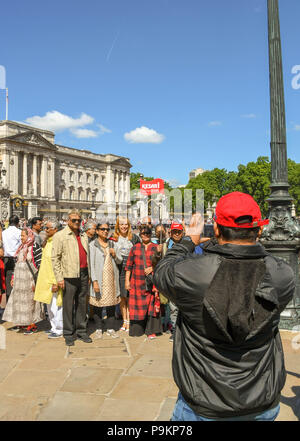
[{"xmin": 141, "ymin": 245, "xmax": 154, "ymax": 292}]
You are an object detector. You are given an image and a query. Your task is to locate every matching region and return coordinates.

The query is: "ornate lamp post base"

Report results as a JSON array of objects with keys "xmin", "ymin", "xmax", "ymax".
[{"xmin": 261, "ymin": 0, "xmax": 300, "ymax": 329}]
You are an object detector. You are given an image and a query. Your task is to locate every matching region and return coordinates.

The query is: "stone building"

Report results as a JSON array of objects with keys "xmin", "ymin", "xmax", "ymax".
[
  {"xmin": 189, "ymin": 167, "xmax": 205, "ymax": 181},
  {"xmin": 0, "ymin": 120, "xmax": 132, "ymax": 220}
]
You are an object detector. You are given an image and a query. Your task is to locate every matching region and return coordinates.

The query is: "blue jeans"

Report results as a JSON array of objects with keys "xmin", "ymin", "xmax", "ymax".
[{"xmin": 171, "ymin": 392, "xmax": 280, "ymax": 421}]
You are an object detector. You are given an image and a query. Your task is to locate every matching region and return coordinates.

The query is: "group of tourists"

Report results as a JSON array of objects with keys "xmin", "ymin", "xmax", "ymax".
[
  {"xmin": 0, "ymin": 210, "xmax": 203, "ymax": 345},
  {"xmin": 0, "ymin": 190, "xmax": 296, "ymax": 422}
]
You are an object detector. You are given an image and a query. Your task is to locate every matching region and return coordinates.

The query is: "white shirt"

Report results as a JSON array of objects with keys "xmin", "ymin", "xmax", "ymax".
[{"xmin": 2, "ymin": 226, "xmax": 21, "ymax": 257}]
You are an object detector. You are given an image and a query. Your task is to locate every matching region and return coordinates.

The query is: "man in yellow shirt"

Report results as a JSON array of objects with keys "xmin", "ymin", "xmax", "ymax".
[{"xmin": 34, "ymin": 220, "xmax": 63, "ymax": 339}]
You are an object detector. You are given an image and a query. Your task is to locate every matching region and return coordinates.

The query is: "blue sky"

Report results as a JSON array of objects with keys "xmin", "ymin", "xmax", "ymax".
[{"xmin": 0, "ymin": 0, "xmax": 299, "ymax": 186}]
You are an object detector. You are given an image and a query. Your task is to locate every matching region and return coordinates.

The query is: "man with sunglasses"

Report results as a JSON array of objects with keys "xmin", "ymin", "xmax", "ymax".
[{"xmin": 52, "ymin": 209, "xmax": 91, "ymax": 346}]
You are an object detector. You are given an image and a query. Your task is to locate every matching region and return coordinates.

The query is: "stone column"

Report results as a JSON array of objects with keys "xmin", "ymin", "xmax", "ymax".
[
  {"xmin": 48, "ymin": 158, "xmax": 55, "ymax": 199},
  {"xmin": 1, "ymin": 149, "xmax": 9, "ymax": 188},
  {"xmin": 105, "ymin": 165, "xmax": 114, "ymax": 204},
  {"xmin": 23, "ymin": 152, "xmax": 28, "ymax": 196},
  {"xmin": 11, "ymin": 152, "xmax": 19, "ymax": 194},
  {"xmin": 32, "ymin": 154, "xmax": 38, "ymax": 196},
  {"xmin": 40, "ymin": 156, "xmax": 48, "ymax": 197},
  {"xmin": 126, "ymin": 172, "xmax": 131, "ymax": 204},
  {"xmin": 115, "ymin": 170, "xmax": 119, "ymax": 203}
]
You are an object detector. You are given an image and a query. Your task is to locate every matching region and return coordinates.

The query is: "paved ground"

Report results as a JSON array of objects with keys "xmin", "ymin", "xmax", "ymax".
[{"xmin": 0, "ymin": 317, "xmax": 299, "ymax": 421}]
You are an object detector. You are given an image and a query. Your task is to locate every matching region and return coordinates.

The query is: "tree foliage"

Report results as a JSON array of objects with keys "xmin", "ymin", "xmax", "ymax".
[
  {"xmin": 185, "ymin": 156, "xmax": 299, "ymax": 216},
  {"xmin": 131, "ymin": 157, "xmax": 299, "ymax": 216}
]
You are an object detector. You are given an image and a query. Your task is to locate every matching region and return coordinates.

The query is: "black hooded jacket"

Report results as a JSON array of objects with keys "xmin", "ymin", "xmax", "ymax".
[{"xmin": 153, "ymin": 238, "xmax": 295, "ymax": 418}]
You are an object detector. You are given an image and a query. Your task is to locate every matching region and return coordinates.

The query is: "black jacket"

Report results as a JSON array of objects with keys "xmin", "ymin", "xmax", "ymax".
[{"xmin": 153, "ymin": 238, "xmax": 295, "ymax": 418}]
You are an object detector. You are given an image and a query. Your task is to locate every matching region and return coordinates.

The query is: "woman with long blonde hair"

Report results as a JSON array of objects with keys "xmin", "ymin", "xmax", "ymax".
[{"xmin": 112, "ymin": 217, "xmax": 140, "ymax": 331}]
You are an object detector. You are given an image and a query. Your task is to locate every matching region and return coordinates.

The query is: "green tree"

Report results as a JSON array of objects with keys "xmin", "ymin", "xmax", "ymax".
[
  {"xmin": 235, "ymin": 156, "xmax": 271, "ymax": 216},
  {"xmin": 186, "ymin": 168, "xmax": 237, "ymax": 210},
  {"xmin": 288, "ymin": 159, "xmax": 300, "ymax": 215}
]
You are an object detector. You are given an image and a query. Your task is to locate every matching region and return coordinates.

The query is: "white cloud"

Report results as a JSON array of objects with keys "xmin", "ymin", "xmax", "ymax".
[
  {"xmin": 124, "ymin": 126, "xmax": 165, "ymax": 144},
  {"xmin": 97, "ymin": 124, "xmax": 112, "ymax": 134},
  {"xmin": 208, "ymin": 121, "xmax": 222, "ymax": 127},
  {"xmin": 25, "ymin": 110, "xmax": 94, "ymax": 132},
  {"xmin": 293, "ymin": 124, "xmax": 300, "ymax": 131},
  {"xmin": 241, "ymin": 113, "xmax": 257, "ymax": 119},
  {"xmin": 70, "ymin": 128, "xmax": 98, "ymax": 138},
  {"xmin": 24, "ymin": 110, "xmax": 112, "ymax": 139}
]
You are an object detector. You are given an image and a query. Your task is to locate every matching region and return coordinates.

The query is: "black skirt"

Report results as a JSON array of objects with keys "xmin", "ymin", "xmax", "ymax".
[
  {"xmin": 129, "ymin": 314, "xmax": 163, "ymax": 337},
  {"xmin": 119, "ymin": 259, "xmax": 129, "ymax": 298}
]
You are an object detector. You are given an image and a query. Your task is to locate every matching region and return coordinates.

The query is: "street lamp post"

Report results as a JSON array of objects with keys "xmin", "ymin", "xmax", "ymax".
[
  {"xmin": 91, "ymin": 189, "xmax": 97, "ymax": 219},
  {"xmin": 261, "ymin": 0, "xmax": 300, "ymax": 329}
]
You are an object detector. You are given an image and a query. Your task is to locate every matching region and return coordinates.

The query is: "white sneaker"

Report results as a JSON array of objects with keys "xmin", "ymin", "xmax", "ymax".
[
  {"xmin": 95, "ymin": 329, "xmax": 103, "ymax": 339},
  {"xmin": 106, "ymin": 329, "xmax": 119, "ymax": 338}
]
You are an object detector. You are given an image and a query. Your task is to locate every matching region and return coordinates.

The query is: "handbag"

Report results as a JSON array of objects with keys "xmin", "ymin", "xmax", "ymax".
[{"xmin": 141, "ymin": 246, "xmax": 154, "ymax": 292}]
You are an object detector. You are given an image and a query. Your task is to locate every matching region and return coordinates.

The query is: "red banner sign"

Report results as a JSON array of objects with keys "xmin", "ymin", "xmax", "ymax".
[{"xmin": 140, "ymin": 178, "xmax": 164, "ymax": 195}]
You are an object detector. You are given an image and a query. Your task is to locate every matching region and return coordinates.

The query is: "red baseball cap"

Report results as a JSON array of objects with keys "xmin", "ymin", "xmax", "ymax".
[
  {"xmin": 214, "ymin": 192, "xmax": 269, "ymax": 228},
  {"xmin": 170, "ymin": 222, "xmax": 183, "ymax": 231}
]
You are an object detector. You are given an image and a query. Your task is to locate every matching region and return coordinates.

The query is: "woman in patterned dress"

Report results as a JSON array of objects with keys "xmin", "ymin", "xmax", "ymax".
[
  {"xmin": 125, "ymin": 225, "xmax": 163, "ymax": 339},
  {"xmin": 89, "ymin": 222, "xmax": 122, "ymax": 338},
  {"xmin": 3, "ymin": 228, "xmax": 43, "ymax": 334},
  {"xmin": 112, "ymin": 216, "xmax": 140, "ymax": 332}
]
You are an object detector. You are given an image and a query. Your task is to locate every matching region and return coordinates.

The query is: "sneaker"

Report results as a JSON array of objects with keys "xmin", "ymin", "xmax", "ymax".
[
  {"xmin": 77, "ymin": 335, "xmax": 93, "ymax": 343},
  {"xmin": 48, "ymin": 332, "xmax": 62, "ymax": 339},
  {"xmin": 95, "ymin": 329, "xmax": 103, "ymax": 339},
  {"xmin": 9, "ymin": 325, "xmax": 21, "ymax": 332},
  {"xmin": 23, "ymin": 326, "xmax": 37, "ymax": 335},
  {"xmin": 106, "ymin": 329, "xmax": 119, "ymax": 338},
  {"xmin": 169, "ymin": 334, "xmax": 174, "ymax": 342},
  {"xmin": 148, "ymin": 334, "xmax": 156, "ymax": 340}
]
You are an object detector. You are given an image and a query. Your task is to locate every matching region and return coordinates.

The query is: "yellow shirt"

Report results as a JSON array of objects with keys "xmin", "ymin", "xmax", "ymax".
[{"xmin": 34, "ymin": 237, "xmax": 62, "ymax": 306}]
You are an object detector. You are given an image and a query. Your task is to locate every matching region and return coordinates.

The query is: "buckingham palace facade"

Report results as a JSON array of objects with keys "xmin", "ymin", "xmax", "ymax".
[{"xmin": 0, "ymin": 120, "xmax": 132, "ymax": 220}]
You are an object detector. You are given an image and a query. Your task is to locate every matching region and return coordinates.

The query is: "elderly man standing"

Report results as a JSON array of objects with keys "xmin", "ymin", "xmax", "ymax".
[
  {"xmin": 34, "ymin": 220, "xmax": 63, "ymax": 338},
  {"xmin": 52, "ymin": 209, "xmax": 91, "ymax": 346}
]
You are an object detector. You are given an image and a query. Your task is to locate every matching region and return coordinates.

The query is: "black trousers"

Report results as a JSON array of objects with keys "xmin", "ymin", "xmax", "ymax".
[
  {"xmin": 63, "ymin": 268, "xmax": 89, "ymax": 339},
  {"xmin": 4, "ymin": 257, "xmax": 15, "ymax": 300},
  {"xmin": 93, "ymin": 305, "xmax": 116, "ymax": 331}
]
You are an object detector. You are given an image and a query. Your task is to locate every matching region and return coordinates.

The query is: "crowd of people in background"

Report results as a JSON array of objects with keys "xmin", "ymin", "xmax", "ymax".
[{"xmin": 0, "ymin": 211, "xmax": 213, "ymax": 346}]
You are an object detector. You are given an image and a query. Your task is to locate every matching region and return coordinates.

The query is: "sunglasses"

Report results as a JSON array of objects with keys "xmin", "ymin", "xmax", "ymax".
[
  {"xmin": 99, "ymin": 228, "xmax": 109, "ymax": 231},
  {"xmin": 71, "ymin": 219, "xmax": 81, "ymax": 223},
  {"xmin": 172, "ymin": 230, "xmax": 183, "ymax": 234},
  {"xmin": 141, "ymin": 231, "xmax": 151, "ymax": 236}
]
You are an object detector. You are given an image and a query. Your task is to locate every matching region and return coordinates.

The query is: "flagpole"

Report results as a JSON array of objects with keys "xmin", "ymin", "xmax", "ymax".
[{"xmin": 5, "ymin": 88, "xmax": 8, "ymax": 120}]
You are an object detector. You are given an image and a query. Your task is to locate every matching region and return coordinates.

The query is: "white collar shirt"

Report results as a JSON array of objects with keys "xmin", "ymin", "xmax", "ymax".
[{"xmin": 2, "ymin": 226, "xmax": 21, "ymax": 257}]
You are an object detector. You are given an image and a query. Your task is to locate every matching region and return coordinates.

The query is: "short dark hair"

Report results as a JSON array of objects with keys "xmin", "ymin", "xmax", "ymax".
[
  {"xmin": 217, "ymin": 224, "xmax": 260, "ymax": 242},
  {"xmin": 31, "ymin": 217, "xmax": 43, "ymax": 226},
  {"xmin": 9, "ymin": 215, "xmax": 19, "ymax": 226}
]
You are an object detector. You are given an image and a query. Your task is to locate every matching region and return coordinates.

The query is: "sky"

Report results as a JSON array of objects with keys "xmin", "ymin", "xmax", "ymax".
[{"xmin": 0, "ymin": 0, "xmax": 300, "ymax": 186}]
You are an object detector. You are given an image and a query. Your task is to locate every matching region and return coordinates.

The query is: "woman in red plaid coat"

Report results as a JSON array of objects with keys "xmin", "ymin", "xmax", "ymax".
[{"xmin": 125, "ymin": 225, "xmax": 162, "ymax": 339}]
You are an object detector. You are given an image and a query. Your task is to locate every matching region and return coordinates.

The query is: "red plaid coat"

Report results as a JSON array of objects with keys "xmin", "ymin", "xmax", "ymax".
[{"xmin": 125, "ymin": 242, "xmax": 159, "ymax": 321}]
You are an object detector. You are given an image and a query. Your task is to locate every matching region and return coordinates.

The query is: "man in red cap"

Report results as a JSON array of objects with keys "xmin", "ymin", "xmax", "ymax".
[{"xmin": 154, "ymin": 192, "xmax": 295, "ymax": 421}]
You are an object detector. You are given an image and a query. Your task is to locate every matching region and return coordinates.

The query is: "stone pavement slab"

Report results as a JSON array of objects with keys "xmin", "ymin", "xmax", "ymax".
[
  {"xmin": 61, "ymin": 366, "xmax": 123, "ymax": 394},
  {"xmin": 0, "ymin": 317, "xmax": 299, "ymax": 421},
  {"xmin": 37, "ymin": 391, "xmax": 106, "ymax": 421}
]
